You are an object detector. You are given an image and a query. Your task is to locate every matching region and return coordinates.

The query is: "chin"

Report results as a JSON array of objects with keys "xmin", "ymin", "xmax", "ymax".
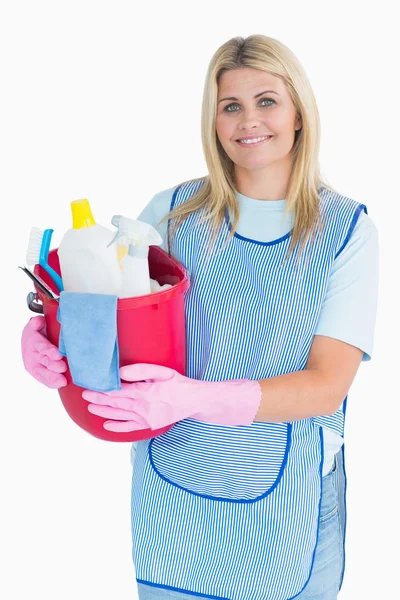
[{"xmin": 236, "ymin": 158, "xmax": 274, "ymax": 169}]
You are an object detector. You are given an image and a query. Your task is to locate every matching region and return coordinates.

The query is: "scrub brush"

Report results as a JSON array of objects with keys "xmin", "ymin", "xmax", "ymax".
[{"xmin": 26, "ymin": 227, "xmax": 64, "ymax": 292}]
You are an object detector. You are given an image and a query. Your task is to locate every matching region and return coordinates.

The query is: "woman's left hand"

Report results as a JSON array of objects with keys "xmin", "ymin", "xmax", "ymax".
[{"xmin": 81, "ymin": 363, "xmax": 262, "ymax": 432}]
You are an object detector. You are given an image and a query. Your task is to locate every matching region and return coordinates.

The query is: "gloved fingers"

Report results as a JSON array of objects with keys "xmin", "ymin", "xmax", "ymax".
[
  {"xmin": 82, "ymin": 389, "xmax": 125, "ymax": 406},
  {"xmin": 28, "ymin": 315, "xmax": 46, "ymax": 332},
  {"xmin": 120, "ymin": 363, "xmax": 176, "ymax": 383},
  {"xmin": 34, "ymin": 342, "xmax": 64, "ymax": 361},
  {"xmin": 82, "ymin": 391, "xmax": 151, "ymax": 420},
  {"xmin": 103, "ymin": 419, "xmax": 150, "ymax": 433},
  {"xmin": 38, "ymin": 353, "xmax": 68, "ymax": 373},
  {"xmin": 82, "ymin": 388, "xmax": 138, "ymax": 407},
  {"xmin": 33, "ymin": 366, "xmax": 67, "ymax": 389},
  {"xmin": 87, "ymin": 404, "xmax": 148, "ymax": 424}
]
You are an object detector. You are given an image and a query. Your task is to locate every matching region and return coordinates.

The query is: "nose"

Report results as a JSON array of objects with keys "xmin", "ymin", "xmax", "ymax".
[{"xmin": 237, "ymin": 107, "xmax": 263, "ymax": 131}]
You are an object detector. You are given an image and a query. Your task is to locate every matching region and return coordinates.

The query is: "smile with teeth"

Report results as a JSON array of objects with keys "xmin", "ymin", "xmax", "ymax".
[{"xmin": 236, "ymin": 135, "xmax": 273, "ymax": 146}]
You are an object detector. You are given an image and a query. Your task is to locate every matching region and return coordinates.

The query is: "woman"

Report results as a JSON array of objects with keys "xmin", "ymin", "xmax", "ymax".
[{"xmin": 21, "ymin": 35, "xmax": 379, "ymax": 600}]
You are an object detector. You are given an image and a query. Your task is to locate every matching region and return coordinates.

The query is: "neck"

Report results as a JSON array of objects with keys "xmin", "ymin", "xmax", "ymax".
[{"xmin": 233, "ymin": 158, "xmax": 293, "ymax": 201}]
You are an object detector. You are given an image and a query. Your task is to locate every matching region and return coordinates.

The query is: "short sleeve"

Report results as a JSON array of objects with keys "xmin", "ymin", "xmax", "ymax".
[
  {"xmin": 136, "ymin": 186, "xmax": 177, "ymax": 253},
  {"xmin": 314, "ymin": 210, "xmax": 379, "ymax": 361}
]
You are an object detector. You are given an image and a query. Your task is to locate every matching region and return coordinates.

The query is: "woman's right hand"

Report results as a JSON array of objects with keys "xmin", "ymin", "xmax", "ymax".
[{"xmin": 21, "ymin": 315, "xmax": 67, "ymax": 389}]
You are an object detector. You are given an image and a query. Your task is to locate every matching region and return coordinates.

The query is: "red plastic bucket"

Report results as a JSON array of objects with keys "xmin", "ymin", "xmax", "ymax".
[{"xmin": 31, "ymin": 246, "xmax": 190, "ymax": 442}]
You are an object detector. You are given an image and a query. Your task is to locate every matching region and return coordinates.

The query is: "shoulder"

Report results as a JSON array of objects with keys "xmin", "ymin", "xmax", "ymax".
[
  {"xmin": 347, "ymin": 209, "xmax": 378, "ymax": 244},
  {"xmin": 334, "ymin": 209, "xmax": 379, "ymax": 265},
  {"xmin": 136, "ymin": 185, "xmax": 179, "ymax": 252},
  {"xmin": 139, "ymin": 176, "xmax": 207, "ymax": 221},
  {"xmin": 319, "ymin": 186, "xmax": 366, "ymax": 219},
  {"xmin": 138, "ymin": 185, "xmax": 179, "ymax": 222},
  {"xmin": 318, "ymin": 187, "xmax": 377, "ymax": 256},
  {"xmin": 169, "ymin": 176, "xmax": 208, "ymax": 209}
]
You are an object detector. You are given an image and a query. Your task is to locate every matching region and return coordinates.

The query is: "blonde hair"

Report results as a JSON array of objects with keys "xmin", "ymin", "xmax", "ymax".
[{"xmin": 159, "ymin": 34, "xmax": 337, "ymax": 263}]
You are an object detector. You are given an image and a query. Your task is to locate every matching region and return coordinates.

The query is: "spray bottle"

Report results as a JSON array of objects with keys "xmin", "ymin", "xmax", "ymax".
[{"xmin": 108, "ymin": 215, "xmax": 162, "ymax": 298}]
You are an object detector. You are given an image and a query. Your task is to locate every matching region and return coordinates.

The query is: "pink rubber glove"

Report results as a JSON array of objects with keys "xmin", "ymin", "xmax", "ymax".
[
  {"xmin": 21, "ymin": 316, "xmax": 68, "ymax": 389},
  {"xmin": 82, "ymin": 363, "xmax": 262, "ymax": 432}
]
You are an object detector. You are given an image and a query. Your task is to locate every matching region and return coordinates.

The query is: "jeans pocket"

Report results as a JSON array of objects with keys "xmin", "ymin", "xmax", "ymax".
[
  {"xmin": 300, "ymin": 504, "xmax": 343, "ymax": 596},
  {"xmin": 319, "ymin": 460, "xmax": 339, "ymax": 523},
  {"xmin": 319, "ymin": 503, "xmax": 339, "ymax": 523}
]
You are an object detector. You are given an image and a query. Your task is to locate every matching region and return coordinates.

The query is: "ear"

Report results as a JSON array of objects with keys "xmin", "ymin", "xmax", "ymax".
[{"xmin": 295, "ymin": 113, "xmax": 302, "ymax": 131}]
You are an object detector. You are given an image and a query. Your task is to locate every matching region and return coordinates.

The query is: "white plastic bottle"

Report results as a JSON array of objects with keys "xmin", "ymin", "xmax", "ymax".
[
  {"xmin": 58, "ymin": 199, "xmax": 122, "ymax": 294},
  {"xmin": 108, "ymin": 215, "xmax": 162, "ymax": 298}
]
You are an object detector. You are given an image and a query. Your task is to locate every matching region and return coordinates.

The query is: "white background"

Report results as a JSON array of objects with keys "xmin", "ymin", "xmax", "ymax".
[{"xmin": 1, "ymin": 1, "xmax": 399, "ymax": 599}]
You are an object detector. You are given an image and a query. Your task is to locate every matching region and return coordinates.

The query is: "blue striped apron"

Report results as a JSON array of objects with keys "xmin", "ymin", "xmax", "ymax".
[{"xmin": 131, "ymin": 179, "xmax": 367, "ymax": 600}]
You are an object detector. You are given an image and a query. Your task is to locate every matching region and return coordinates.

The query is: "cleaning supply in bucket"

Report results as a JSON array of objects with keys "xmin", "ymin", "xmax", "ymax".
[
  {"xmin": 57, "ymin": 291, "xmax": 121, "ymax": 392},
  {"xmin": 26, "ymin": 227, "xmax": 64, "ymax": 292},
  {"xmin": 108, "ymin": 215, "xmax": 163, "ymax": 298},
  {"xmin": 19, "ymin": 265, "xmax": 60, "ymax": 300},
  {"xmin": 58, "ymin": 199, "xmax": 122, "ymax": 295},
  {"xmin": 116, "ymin": 242, "xmax": 173, "ymax": 294},
  {"xmin": 150, "ymin": 278, "xmax": 173, "ymax": 293}
]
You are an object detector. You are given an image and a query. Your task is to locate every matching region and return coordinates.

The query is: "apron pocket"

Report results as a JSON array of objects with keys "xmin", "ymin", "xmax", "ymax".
[{"xmin": 149, "ymin": 418, "xmax": 291, "ymax": 501}]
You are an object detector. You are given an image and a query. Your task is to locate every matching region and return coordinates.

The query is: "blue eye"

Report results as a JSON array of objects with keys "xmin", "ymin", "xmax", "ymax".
[{"xmin": 224, "ymin": 98, "xmax": 275, "ymax": 112}]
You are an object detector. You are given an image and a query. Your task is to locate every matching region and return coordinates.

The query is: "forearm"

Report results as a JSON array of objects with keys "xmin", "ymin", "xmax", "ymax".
[{"xmin": 254, "ymin": 369, "xmax": 342, "ymax": 423}]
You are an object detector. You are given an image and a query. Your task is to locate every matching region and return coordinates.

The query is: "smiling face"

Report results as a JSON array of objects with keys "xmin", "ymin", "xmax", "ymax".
[{"xmin": 215, "ymin": 67, "xmax": 302, "ymax": 183}]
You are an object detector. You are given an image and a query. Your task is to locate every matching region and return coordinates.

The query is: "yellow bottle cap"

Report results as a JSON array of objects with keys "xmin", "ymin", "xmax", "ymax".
[{"xmin": 71, "ymin": 199, "xmax": 96, "ymax": 229}]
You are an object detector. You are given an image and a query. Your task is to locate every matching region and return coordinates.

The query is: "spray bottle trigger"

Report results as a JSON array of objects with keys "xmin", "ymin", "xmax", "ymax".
[{"xmin": 111, "ymin": 215, "xmax": 122, "ymax": 228}]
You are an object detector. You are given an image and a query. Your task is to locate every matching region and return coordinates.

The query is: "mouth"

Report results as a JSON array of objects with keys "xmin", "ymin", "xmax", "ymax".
[{"xmin": 235, "ymin": 135, "xmax": 273, "ymax": 147}]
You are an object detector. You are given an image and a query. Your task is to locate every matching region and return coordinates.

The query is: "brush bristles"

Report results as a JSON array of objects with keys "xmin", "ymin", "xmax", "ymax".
[{"xmin": 26, "ymin": 227, "xmax": 44, "ymax": 266}]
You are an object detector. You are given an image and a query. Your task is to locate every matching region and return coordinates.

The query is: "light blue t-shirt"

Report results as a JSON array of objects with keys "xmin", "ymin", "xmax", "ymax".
[{"xmin": 134, "ymin": 184, "xmax": 379, "ymax": 475}]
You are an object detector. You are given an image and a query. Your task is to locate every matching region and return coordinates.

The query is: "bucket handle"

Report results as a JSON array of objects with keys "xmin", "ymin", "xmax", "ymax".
[{"xmin": 26, "ymin": 291, "xmax": 44, "ymax": 314}]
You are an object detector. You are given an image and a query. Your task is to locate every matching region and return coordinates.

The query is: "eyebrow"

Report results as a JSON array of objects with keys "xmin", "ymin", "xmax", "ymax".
[{"xmin": 217, "ymin": 90, "xmax": 280, "ymax": 104}]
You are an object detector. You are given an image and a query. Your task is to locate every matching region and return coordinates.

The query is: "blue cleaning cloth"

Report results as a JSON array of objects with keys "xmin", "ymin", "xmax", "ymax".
[{"xmin": 57, "ymin": 292, "xmax": 121, "ymax": 392}]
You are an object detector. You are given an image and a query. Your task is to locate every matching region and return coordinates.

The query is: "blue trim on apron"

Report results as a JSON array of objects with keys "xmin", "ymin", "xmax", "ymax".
[{"xmin": 132, "ymin": 179, "xmax": 367, "ymax": 599}]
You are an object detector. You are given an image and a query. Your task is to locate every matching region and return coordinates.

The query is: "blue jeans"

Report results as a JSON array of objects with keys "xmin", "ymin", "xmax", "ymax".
[{"xmin": 137, "ymin": 458, "xmax": 343, "ymax": 600}]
